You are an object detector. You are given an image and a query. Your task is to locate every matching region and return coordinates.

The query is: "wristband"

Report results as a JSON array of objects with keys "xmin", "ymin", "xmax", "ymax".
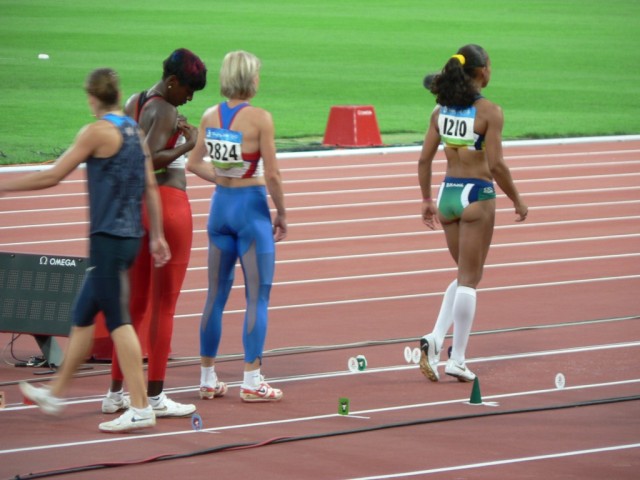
[{"xmin": 422, "ymin": 197, "xmax": 432, "ymax": 201}]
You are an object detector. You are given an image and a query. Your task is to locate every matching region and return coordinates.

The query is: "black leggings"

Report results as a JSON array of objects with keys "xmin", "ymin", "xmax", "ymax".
[{"xmin": 72, "ymin": 234, "xmax": 140, "ymax": 332}]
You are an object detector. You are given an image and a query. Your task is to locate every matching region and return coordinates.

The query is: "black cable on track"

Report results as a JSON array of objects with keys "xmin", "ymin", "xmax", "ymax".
[{"xmin": 11, "ymin": 394, "xmax": 640, "ymax": 480}]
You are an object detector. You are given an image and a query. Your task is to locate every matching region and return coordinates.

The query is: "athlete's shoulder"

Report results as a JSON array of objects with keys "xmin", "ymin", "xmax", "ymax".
[
  {"xmin": 247, "ymin": 105, "xmax": 273, "ymax": 124},
  {"xmin": 123, "ymin": 92, "xmax": 140, "ymax": 116},
  {"xmin": 475, "ymin": 97, "xmax": 502, "ymax": 118},
  {"xmin": 73, "ymin": 119, "xmax": 116, "ymax": 155},
  {"xmin": 200, "ymin": 104, "xmax": 221, "ymax": 125},
  {"xmin": 475, "ymin": 96, "xmax": 500, "ymax": 110}
]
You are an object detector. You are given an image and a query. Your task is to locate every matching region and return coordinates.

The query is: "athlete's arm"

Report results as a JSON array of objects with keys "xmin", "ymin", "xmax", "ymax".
[
  {"xmin": 139, "ymin": 101, "xmax": 193, "ymax": 170},
  {"xmin": 259, "ymin": 109, "xmax": 287, "ymax": 242},
  {"xmin": 141, "ymin": 137, "xmax": 171, "ymax": 267},
  {"xmin": 0, "ymin": 123, "xmax": 98, "ymax": 194},
  {"xmin": 418, "ymin": 108, "xmax": 441, "ymax": 230},
  {"xmin": 484, "ymin": 103, "xmax": 528, "ymax": 222},
  {"xmin": 186, "ymin": 108, "xmax": 218, "ymax": 183}
]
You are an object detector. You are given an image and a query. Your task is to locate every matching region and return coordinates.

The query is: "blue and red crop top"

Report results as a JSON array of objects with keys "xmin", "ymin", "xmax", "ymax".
[
  {"xmin": 437, "ymin": 95, "xmax": 486, "ymax": 151},
  {"xmin": 204, "ymin": 102, "xmax": 263, "ymax": 178}
]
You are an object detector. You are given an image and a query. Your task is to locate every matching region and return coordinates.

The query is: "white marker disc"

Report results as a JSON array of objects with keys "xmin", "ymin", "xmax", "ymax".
[
  {"xmin": 412, "ymin": 347, "xmax": 421, "ymax": 364},
  {"xmin": 404, "ymin": 346, "xmax": 412, "ymax": 363},
  {"xmin": 348, "ymin": 357, "xmax": 358, "ymax": 373},
  {"xmin": 555, "ymin": 373, "xmax": 566, "ymax": 389}
]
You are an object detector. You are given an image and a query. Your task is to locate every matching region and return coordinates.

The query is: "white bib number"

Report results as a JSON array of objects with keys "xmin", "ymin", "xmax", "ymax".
[
  {"xmin": 205, "ymin": 128, "xmax": 243, "ymax": 169},
  {"xmin": 438, "ymin": 106, "xmax": 476, "ymax": 147}
]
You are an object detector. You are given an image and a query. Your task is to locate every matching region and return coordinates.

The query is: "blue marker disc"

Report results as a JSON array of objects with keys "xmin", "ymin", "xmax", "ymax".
[{"xmin": 191, "ymin": 412, "xmax": 203, "ymax": 431}]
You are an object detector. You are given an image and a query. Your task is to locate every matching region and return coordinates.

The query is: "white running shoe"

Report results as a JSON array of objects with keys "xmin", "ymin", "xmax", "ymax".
[
  {"xmin": 19, "ymin": 382, "xmax": 63, "ymax": 415},
  {"xmin": 150, "ymin": 392, "xmax": 196, "ymax": 417},
  {"xmin": 240, "ymin": 382, "xmax": 283, "ymax": 403},
  {"xmin": 445, "ymin": 359, "xmax": 476, "ymax": 382},
  {"xmin": 199, "ymin": 381, "xmax": 228, "ymax": 400},
  {"xmin": 99, "ymin": 406, "xmax": 156, "ymax": 433},
  {"xmin": 419, "ymin": 334, "xmax": 440, "ymax": 382},
  {"xmin": 101, "ymin": 391, "xmax": 131, "ymax": 414}
]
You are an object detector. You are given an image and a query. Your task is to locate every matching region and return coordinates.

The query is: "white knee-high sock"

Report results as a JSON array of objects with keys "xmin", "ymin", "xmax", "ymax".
[
  {"xmin": 432, "ymin": 279, "xmax": 458, "ymax": 350},
  {"xmin": 450, "ymin": 286, "xmax": 477, "ymax": 364}
]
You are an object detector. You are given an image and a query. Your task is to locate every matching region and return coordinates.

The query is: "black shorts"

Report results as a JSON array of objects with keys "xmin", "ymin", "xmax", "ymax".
[{"xmin": 72, "ymin": 233, "xmax": 140, "ymax": 332}]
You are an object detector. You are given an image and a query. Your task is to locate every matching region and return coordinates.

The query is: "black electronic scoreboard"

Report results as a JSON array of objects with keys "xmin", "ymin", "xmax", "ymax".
[{"xmin": 0, "ymin": 252, "xmax": 87, "ymax": 365}]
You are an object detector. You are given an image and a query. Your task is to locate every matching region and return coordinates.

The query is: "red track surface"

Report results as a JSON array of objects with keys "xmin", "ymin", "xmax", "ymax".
[{"xmin": 1, "ymin": 138, "xmax": 639, "ymax": 479}]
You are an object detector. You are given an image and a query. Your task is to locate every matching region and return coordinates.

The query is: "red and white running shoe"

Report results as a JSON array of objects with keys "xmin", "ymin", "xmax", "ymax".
[
  {"xmin": 240, "ymin": 382, "xmax": 283, "ymax": 403},
  {"xmin": 199, "ymin": 381, "xmax": 228, "ymax": 400}
]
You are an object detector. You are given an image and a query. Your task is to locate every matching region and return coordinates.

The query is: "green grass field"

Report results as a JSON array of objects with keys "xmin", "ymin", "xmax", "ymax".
[{"xmin": 1, "ymin": 0, "xmax": 639, "ymax": 164}]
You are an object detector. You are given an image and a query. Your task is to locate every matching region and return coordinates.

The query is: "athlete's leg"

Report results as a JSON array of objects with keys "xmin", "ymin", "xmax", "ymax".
[
  {"xmin": 147, "ymin": 189, "xmax": 193, "ymax": 396},
  {"xmin": 450, "ymin": 199, "xmax": 495, "ymax": 363},
  {"xmin": 234, "ymin": 189, "xmax": 283, "ymax": 402},
  {"xmin": 440, "ymin": 217, "xmax": 460, "ymax": 265},
  {"xmin": 199, "ymin": 241, "xmax": 237, "ymax": 364},
  {"xmin": 238, "ymin": 240, "xmax": 281, "ymax": 401},
  {"xmin": 434, "ymin": 212, "xmax": 461, "ymax": 341},
  {"xmin": 111, "ymin": 323, "xmax": 147, "ymax": 409},
  {"xmin": 109, "ymin": 231, "xmax": 150, "ymax": 393},
  {"xmin": 199, "ymin": 187, "xmax": 237, "ymax": 397},
  {"xmin": 235, "ymin": 188, "xmax": 275, "ymax": 370},
  {"xmin": 99, "ymin": 238, "xmax": 149, "ymax": 409},
  {"xmin": 239, "ymin": 242, "xmax": 274, "ymax": 366},
  {"xmin": 48, "ymin": 325, "xmax": 96, "ymax": 398},
  {"xmin": 456, "ymin": 199, "xmax": 495, "ymax": 288},
  {"xmin": 431, "ymin": 278, "xmax": 458, "ymax": 348},
  {"xmin": 418, "ymin": 193, "xmax": 462, "ymax": 381}
]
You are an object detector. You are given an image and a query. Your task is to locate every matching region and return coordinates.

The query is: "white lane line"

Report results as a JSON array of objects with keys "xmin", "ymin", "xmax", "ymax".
[
  {"xmin": 2, "ymin": 168, "xmax": 640, "ymax": 202},
  {"xmin": 179, "ymin": 253, "xmax": 640, "ymax": 291},
  {"xmin": 271, "ymin": 233, "xmax": 640, "ymax": 265},
  {"xmin": 2, "ymin": 373, "xmax": 638, "ymax": 455},
  {"xmin": 2, "ymin": 185, "xmax": 637, "ymax": 216},
  {"xmin": 3, "ymin": 198, "xmax": 640, "ymax": 231},
  {"xmin": 176, "ymin": 275, "xmax": 640, "ymax": 316},
  {"xmin": 346, "ymin": 443, "xmax": 640, "ymax": 479},
  {"xmin": 1, "ymin": 214, "xmax": 639, "ymax": 248}
]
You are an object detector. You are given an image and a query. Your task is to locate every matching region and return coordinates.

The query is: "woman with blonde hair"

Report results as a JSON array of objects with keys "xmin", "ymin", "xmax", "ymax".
[{"xmin": 188, "ymin": 51, "xmax": 287, "ymax": 402}]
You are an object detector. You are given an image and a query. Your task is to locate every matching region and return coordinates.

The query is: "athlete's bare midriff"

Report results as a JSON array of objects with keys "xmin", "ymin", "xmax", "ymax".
[
  {"xmin": 215, "ymin": 175, "xmax": 266, "ymax": 188},
  {"xmin": 443, "ymin": 147, "xmax": 492, "ymax": 182},
  {"xmin": 156, "ymin": 167, "xmax": 187, "ymax": 190}
]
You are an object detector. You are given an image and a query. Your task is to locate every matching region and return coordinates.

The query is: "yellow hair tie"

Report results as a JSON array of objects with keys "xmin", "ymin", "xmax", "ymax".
[{"xmin": 451, "ymin": 54, "xmax": 466, "ymax": 65}]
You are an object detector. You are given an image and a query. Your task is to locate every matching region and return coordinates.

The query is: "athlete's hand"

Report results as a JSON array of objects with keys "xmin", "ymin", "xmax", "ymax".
[
  {"xmin": 514, "ymin": 202, "xmax": 528, "ymax": 222},
  {"xmin": 273, "ymin": 214, "xmax": 287, "ymax": 242},
  {"xmin": 177, "ymin": 115, "xmax": 198, "ymax": 146},
  {"xmin": 180, "ymin": 123, "xmax": 198, "ymax": 147},
  {"xmin": 421, "ymin": 199, "xmax": 439, "ymax": 230},
  {"xmin": 150, "ymin": 237, "xmax": 171, "ymax": 267}
]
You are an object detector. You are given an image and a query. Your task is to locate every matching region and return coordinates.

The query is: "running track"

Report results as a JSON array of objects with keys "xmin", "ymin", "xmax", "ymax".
[{"xmin": 0, "ymin": 137, "xmax": 639, "ymax": 479}]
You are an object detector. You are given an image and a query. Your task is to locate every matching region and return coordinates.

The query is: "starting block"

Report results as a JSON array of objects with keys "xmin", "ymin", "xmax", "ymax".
[{"xmin": 322, "ymin": 105, "xmax": 383, "ymax": 147}]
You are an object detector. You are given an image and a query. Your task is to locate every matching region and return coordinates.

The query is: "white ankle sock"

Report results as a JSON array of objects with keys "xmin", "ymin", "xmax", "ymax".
[
  {"xmin": 131, "ymin": 405, "xmax": 153, "ymax": 417},
  {"xmin": 201, "ymin": 366, "xmax": 217, "ymax": 387},
  {"xmin": 148, "ymin": 393, "xmax": 164, "ymax": 407},
  {"xmin": 108, "ymin": 389, "xmax": 124, "ymax": 399},
  {"xmin": 243, "ymin": 369, "xmax": 261, "ymax": 389}
]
